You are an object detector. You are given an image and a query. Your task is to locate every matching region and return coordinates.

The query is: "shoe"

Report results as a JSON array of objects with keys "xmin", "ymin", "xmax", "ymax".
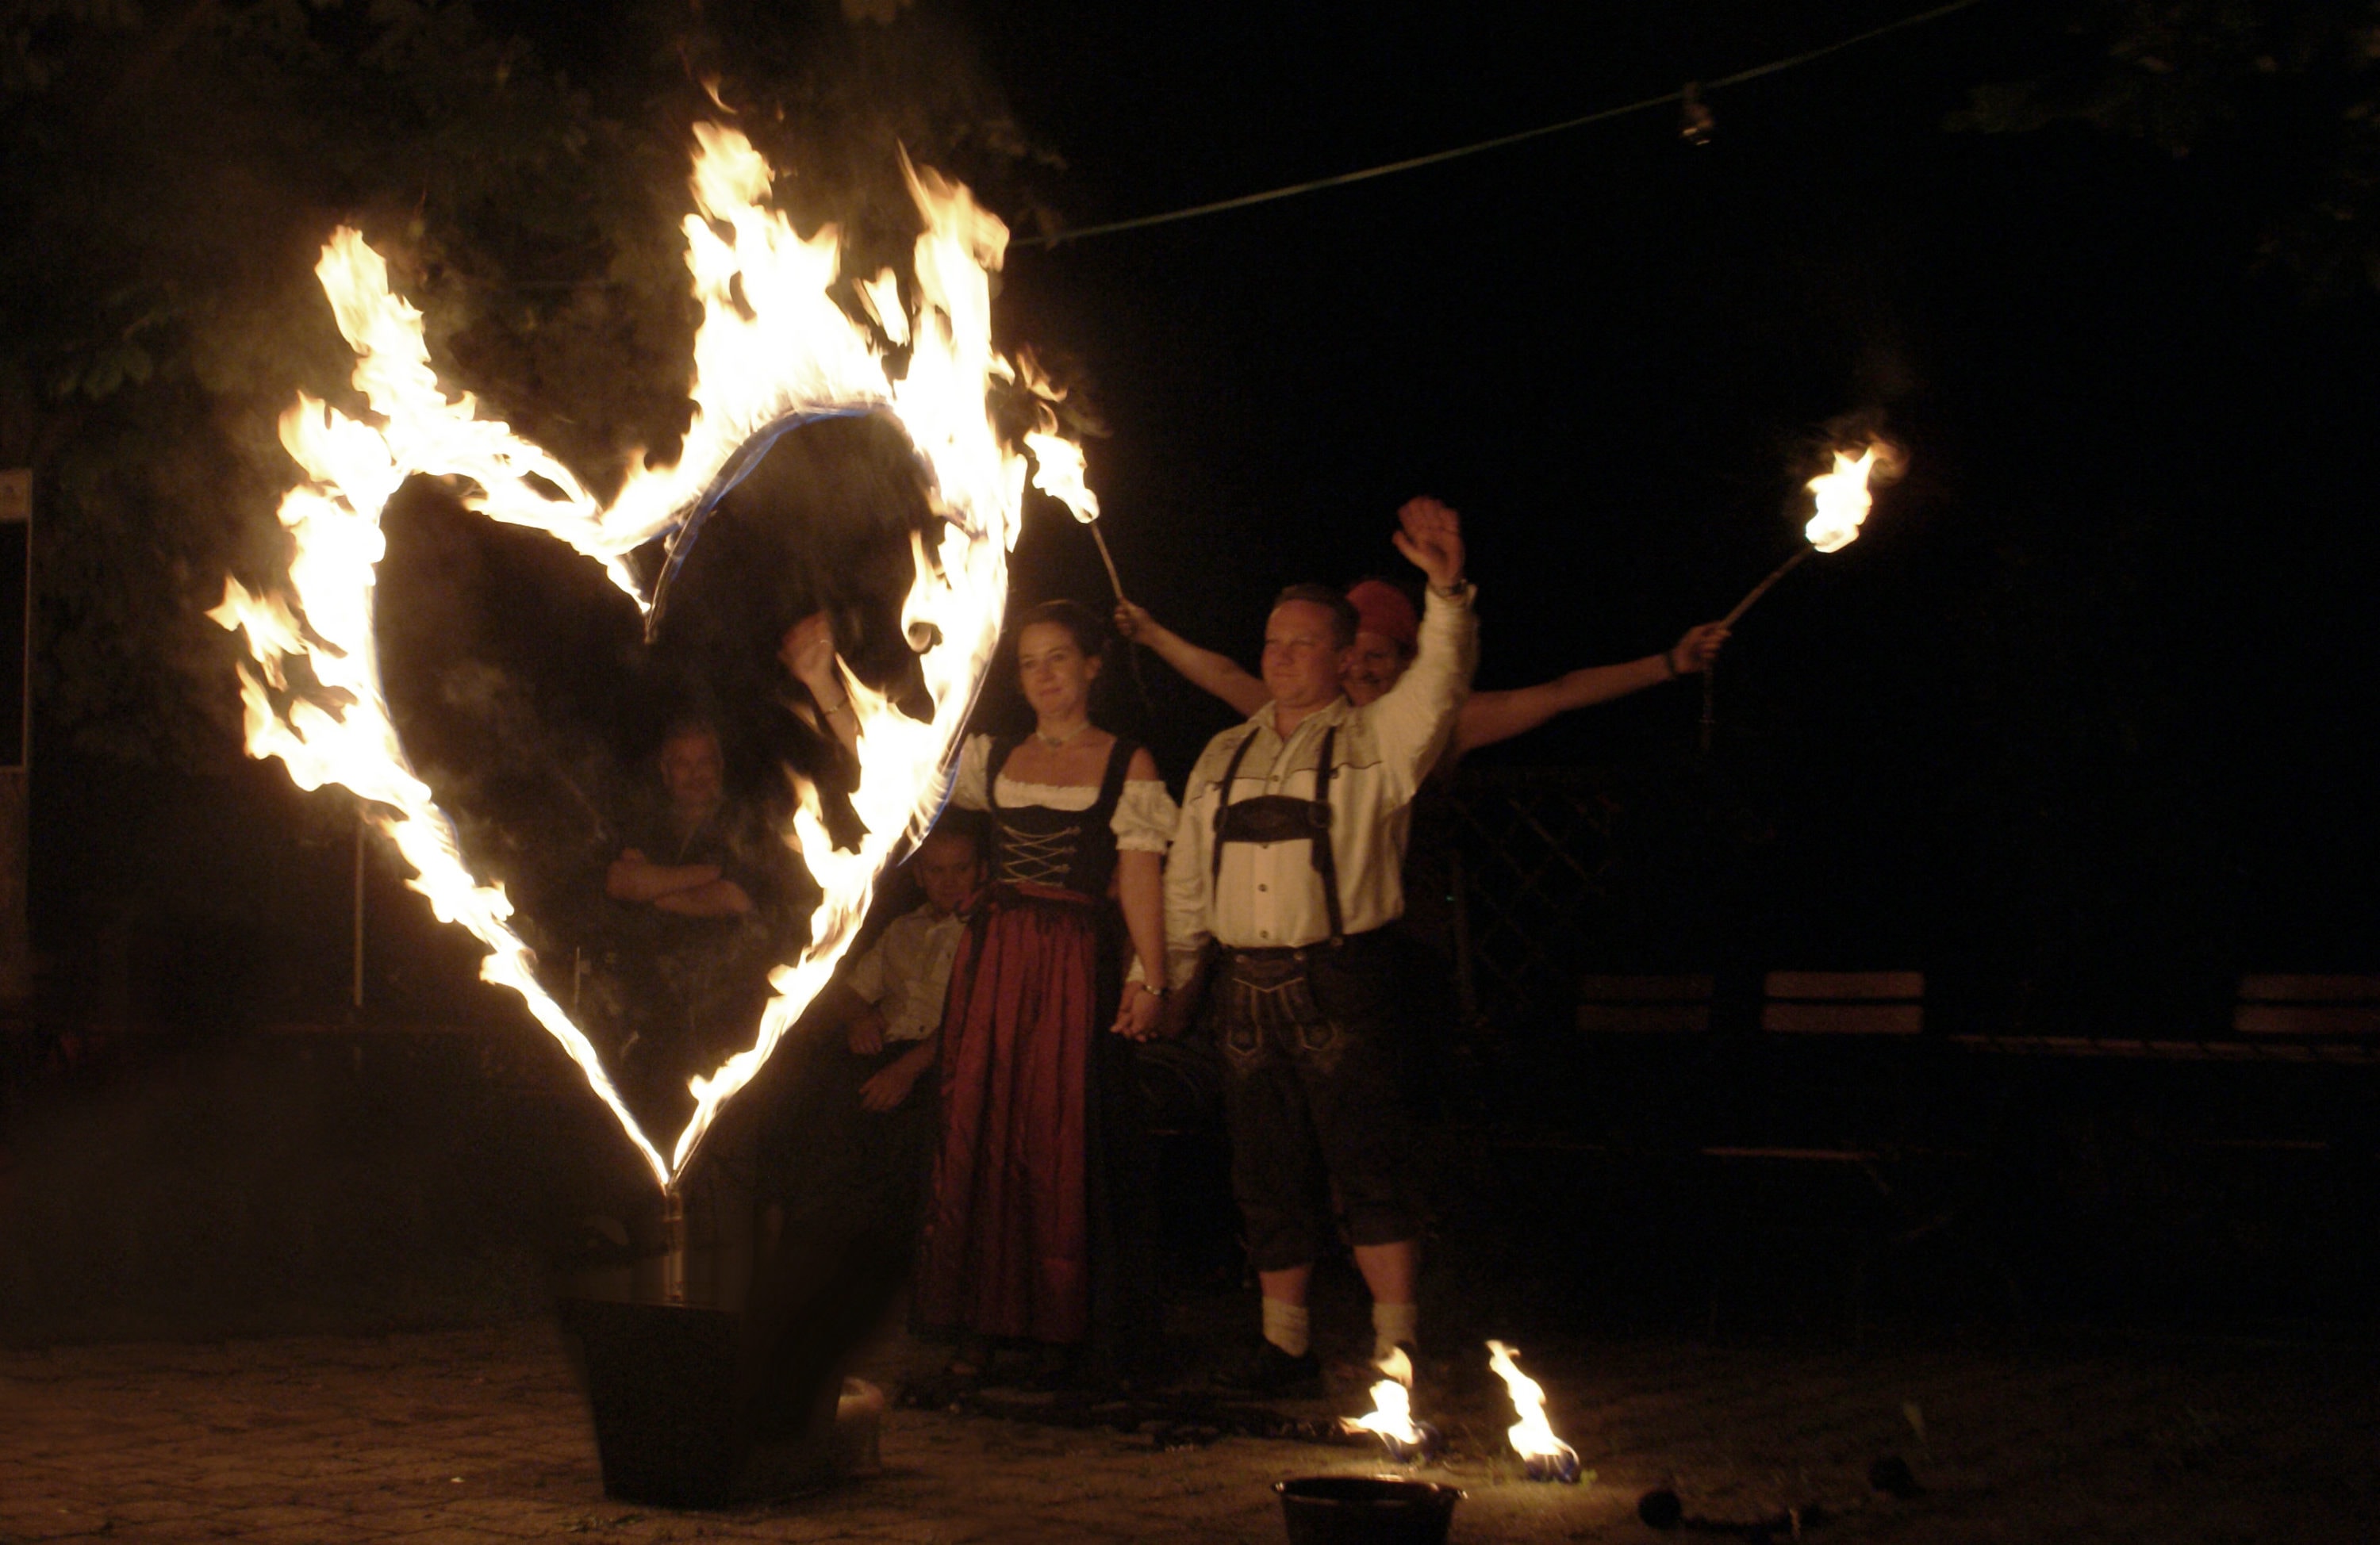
[
  {"xmin": 1215, "ymin": 1342, "xmax": 1324, "ymax": 1399},
  {"xmin": 1336, "ymin": 1344, "xmax": 1422, "ymax": 1400}
]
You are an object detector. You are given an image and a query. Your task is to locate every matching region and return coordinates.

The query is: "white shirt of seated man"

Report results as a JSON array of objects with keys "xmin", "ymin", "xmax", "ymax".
[
  {"xmin": 832, "ymin": 827, "xmax": 985, "ymax": 1112},
  {"xmin": 846, "ymin": 908, "xmax": 966, "ymax": 1046}
]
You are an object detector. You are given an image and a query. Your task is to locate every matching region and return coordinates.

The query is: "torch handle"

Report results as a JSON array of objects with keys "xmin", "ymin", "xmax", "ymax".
[
  {"xmin": 1085, "ymin": 519, "xmax": 1158, "ymax": 713},
  {"xmin": 1088, "ymin": 522, "xmax": 1128, "ymax": 604},
  {"xmin": 1720, "ymin": 545, "xmax": 1814, "ymax": 627}
]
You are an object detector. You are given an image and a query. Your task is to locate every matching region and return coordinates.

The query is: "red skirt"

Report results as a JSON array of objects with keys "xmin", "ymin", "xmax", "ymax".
[{"xmin": 915, "ymin": 882, "xmax": 1101, "ymax": 1344}]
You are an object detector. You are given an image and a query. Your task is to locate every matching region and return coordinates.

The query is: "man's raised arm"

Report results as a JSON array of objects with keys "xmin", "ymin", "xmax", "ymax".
[{"xmin": 1368, "ymin": 497, "xmax": 1478, "ymax": 791}]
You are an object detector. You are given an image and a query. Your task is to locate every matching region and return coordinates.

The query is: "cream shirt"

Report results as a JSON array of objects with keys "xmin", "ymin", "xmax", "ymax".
[
  {"xmin": 1157, "ymin": 583, "xmax": 1477, "ymax": 985},
  {"xmin": 843, "ymin": 904, "xmax": 966, "ymax": 1044}
]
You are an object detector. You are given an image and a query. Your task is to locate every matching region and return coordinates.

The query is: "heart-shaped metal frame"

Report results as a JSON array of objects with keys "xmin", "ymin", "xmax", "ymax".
[{"xmin": 213, "ymin": 128, "xmax": 1067, "ymax": 1188}]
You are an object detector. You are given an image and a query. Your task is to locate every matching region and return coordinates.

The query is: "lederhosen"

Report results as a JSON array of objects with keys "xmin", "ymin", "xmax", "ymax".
[{"xmin": 1207, "ymin": 719, "xmax": 1420, "ymax": 1272}]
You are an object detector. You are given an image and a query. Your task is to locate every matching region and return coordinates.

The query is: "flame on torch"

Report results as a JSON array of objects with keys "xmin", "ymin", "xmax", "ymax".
[
  {"xmin": 1718, "ymin": 436, "xmax": 1904, "ymax": 627},
  {"xmin": 1802, "ymin": 440, "xmax": 1900, "ymax": 554},
  {"xmin": 211, "ymin": 125, "xmax": 1062, "ymax": 1190},
  {"xmin": 1487, "ymin": 1340, "xmax": 1582, "ymax": 1483},
  {"xmin": 1011, "ymin": 352, "xmax": 1134, "ymax": 608}
]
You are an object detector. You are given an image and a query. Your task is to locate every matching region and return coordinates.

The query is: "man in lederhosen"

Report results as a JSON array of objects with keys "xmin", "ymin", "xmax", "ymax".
[{"xmin": 1148, "ymin": 497, "xmax": 1475, "ymax": 1394}]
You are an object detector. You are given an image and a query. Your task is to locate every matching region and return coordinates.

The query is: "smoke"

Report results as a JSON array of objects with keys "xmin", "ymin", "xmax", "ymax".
[
  {"xmin": 374, "ymin": 477, "xmax": 645, "ymax": 947},
  {"xmin": 682, "ymin": 0, "xmax": 1068, "ymax": 258}
]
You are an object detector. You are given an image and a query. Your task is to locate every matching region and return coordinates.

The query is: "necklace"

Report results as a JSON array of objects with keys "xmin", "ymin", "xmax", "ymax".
[{"xmin": 1034, "ymin": 722, "xmax": 1092, "ymax": 748}]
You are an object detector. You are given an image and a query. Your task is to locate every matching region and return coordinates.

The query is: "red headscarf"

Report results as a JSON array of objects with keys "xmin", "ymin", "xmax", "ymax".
[{"xmin": 1344, "ymin": 579, "xmax": 1418, "ymax": 654}]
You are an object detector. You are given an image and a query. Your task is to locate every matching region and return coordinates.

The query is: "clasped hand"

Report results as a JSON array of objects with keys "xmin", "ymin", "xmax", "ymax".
[{"xmin": 1109, "ymin": 981, "xmax": 1164, "ymax": 1041}]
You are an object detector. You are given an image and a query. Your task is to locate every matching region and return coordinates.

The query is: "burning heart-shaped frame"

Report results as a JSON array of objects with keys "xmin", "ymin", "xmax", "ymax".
[{"xmin": 211, "ymin": 125, "xmax": 1097, "ymax": 1188}]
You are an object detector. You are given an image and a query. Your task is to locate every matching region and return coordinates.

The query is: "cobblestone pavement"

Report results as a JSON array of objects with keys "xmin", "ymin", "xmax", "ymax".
[{"xmin": 3, "ymin": 1320, "xmax": 2375, "ymax": 1543}]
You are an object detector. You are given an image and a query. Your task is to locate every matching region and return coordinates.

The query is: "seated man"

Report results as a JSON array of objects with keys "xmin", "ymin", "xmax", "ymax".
[{"xmin": 602, "ymin": 717, "xmax": 795, "ymax": 1128}]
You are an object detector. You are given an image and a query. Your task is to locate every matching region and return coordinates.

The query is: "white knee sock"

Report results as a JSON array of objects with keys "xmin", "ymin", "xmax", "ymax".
[
  {"xmin": 1261, "ymin": 1298, "xmax": 1311, "ymax": 1358},
  {"xmin": 1372, "ymin": 1301, "xmax": 1418, "ymax": 1364}
]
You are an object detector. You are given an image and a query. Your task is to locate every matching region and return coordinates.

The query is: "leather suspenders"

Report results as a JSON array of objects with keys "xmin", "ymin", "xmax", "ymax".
[{"xmin": 1210, "ymin": 722, "xmax": 1344, "ymax": 946}]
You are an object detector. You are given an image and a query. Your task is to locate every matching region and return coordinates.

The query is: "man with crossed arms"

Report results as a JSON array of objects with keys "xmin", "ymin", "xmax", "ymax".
[{"xmin": 1148, "ymin": 496, "xmax": 1475, "ymax": 1394}]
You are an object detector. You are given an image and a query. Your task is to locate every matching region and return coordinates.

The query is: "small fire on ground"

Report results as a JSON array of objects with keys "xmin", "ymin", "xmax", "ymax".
[
  {"xmin": 1342, "ymin": 1347, "xmax": 1441, "ymax": 1464},
  {"xmin": 1487, "ymin": 1340, "xmax": 1583, "ymax": 1483}
]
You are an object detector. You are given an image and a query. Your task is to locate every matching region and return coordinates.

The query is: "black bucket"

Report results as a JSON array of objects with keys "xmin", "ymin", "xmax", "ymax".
[
  {"xmin": 1275, "ymin": 1476, "xmax": 1464, "ymax": 1545},
  {"xmin": 559, "ymin": 1294, "xmax": 843, "ymax": 1507},
  {"xmin": 556, "ymin": 1227, "xmax": 894, "ymax": 1508}
]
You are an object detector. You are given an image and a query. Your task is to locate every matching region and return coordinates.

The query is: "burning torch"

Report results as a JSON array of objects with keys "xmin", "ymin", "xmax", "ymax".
[
  {"xmin": 1024, "ymin": 425, "xmax": 1157, "ymax": 709},
  {"xmin": 1702, "ymin": 438, "xmax": 1904, "ymax": 750}
]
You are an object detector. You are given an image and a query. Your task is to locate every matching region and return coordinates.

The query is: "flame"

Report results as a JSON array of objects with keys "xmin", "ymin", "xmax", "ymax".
[
  {"xmin": 1014, "ymin": 355, "xmax": 1097, "ymax": 523},
  {"xmin": 211, "ymin": 125, "xmax": 1054, "ymax": 1188},
  {"xmin": 1023, "ymin": 431, "xmax": 1098, "ymax": 523},
  {"xmin": 1349, "ymin": 1346, "xmax": 1424, "ymax": 1447},
  {"xmin": 1802, "ymin": 440, "xmax": 1898, "ymax": 554},
  {"xmin": 1486, "ymin": 1340, "xmax": 1580, "ymax": 1470}
]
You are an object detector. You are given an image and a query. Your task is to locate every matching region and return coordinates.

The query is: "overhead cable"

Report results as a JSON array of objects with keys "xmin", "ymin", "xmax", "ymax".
[{"xmin": 1013, "ymin": 0, "xmax": 1993, "ymax": 250}]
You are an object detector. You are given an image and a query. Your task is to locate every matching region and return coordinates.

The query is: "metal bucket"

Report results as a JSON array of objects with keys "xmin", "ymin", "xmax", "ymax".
[{"xmin": 1275, "ymin": 1476, "xmax": 1463, "ymax": 1545}]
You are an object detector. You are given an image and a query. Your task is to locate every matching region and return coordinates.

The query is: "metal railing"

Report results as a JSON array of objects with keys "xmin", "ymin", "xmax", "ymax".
[{"xmin": 1430, "ymin": 767, "xmax": 1619, "ymax": 1033}]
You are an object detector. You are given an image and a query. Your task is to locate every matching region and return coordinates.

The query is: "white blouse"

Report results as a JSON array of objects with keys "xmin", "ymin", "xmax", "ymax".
[{"xmin": 950, "ymin": 734, "xmax": 1178, "ymax": 853}]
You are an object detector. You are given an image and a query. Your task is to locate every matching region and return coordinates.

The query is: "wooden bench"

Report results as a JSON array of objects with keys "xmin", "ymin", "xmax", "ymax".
[
  {"xmin": 1947, "ymin": 975, "xmax": 2380, "ymax": 1062},
  {"xmin": 1760, "ymin": 971, "xmax": 1925, "ymax": 1037},
  {"xmin": 1726, "ymin": 970, "xmax": 1931, "ymax": 1157},
  {"xmin": 2232, "ymin": 974, "xmax": 2380, "ymax": 1038},
  {"xmin": 1706, "ymin": 972, "xmax": 1960, "ymax": 1334},
  {"xmin": 1576, "ymin": 974, "xmax": 1714, "ymax": 1034}
]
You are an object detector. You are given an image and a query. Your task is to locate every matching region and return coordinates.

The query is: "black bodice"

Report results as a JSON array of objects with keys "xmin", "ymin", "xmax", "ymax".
[{"xmin": 985, "ymin": 734, "xmax": 1138, "ymax": 896}]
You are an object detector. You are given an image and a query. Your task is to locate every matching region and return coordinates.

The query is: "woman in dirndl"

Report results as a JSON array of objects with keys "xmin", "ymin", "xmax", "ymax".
[{"xmin": 915, "ymin": 600, "xmax": 1176, "ymax": 1380}]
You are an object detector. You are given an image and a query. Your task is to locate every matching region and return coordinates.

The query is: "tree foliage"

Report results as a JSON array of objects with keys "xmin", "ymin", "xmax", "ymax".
[
  {"xmin": 0, "ymin": 0, "xmax": 1046, "ymax": 768},
  {"xmin": 1955, "ymin": 1, "xmax": 2380, "ymax": 293}
]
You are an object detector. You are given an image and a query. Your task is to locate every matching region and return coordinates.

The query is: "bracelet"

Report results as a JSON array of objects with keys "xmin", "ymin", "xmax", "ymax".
[{"xmin": 1660, "ymin": 649, "xmax": 1679, "ymax": 680}]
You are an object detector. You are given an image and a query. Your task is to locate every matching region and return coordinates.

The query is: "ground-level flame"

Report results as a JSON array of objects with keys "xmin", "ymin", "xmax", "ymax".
[
  {"xmin": 212, "ymin": 125, "xmax": 1062, "ymax": 1189},
  {"xmin": 1344, "ymin": 1346, "xmax": 1438, "ymax": 1460},
  {"xmin": 1487, "ymin": 1340, "xmax": 1581, "ymax": 1482}
]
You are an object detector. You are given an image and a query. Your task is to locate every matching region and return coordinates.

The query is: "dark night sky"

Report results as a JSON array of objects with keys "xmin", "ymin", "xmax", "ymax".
[
  {"xmin": 459, "ymin": 0, "xmax": 2380, "ymax": 978},
  {"xmin": 906, "ymin": 0, "xmax": 2380, "ymax": 976}
]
